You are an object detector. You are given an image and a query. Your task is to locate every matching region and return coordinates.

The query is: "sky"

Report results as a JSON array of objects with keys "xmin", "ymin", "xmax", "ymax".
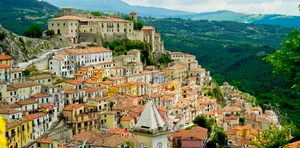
[{"xmin": 122, "ymin": 0, "xmax": 300, "ymax": 16}]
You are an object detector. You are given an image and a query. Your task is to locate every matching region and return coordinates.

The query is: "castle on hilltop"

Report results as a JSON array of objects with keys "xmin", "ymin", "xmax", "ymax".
[{"xmin": 48, "ymin": 8, "xmax": 165, "ymax": 54}]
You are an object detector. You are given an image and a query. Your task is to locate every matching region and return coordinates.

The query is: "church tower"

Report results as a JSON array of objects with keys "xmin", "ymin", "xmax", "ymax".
[
  {"xmin": 130, "ymin": 12, "xmax": 137, "ymax": 22},
  {"xmin": 133, "ymin": 101, "xmax": 168, "ymax": 148}
]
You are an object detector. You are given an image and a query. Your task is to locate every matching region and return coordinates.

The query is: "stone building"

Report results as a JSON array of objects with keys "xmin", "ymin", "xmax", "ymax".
[{"xmin": 48, "ymin": 8, "xmax": 165, "ymax": 54}]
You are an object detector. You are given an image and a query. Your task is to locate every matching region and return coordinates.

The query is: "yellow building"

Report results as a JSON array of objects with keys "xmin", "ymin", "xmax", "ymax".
[
  {"xmin": 109, "ymin": 83, "xmax": 129, "ymax": 96},
  {"xmin": 120, "ymin": 116, "xmax": 135, "ymax": 131},
  {"xmin": 0, "ymin": 55, "xmax": 13, "ymax": 82},
  {"xmin": 126, "ymin": 82, "xmax": 138, "ymax": 96},
  {"xmin": 164, "ymin": 64, "xmax": 186, "ymax": 79},
  {"xmin": 63, "ymin": 104, "xmax": 100, "ymax": 135},
  {"xmin": 36, "ymin": 138, "xmax": 58, "ymax": 148},
  {"xmin": 101, "ymin": 111, "xmax": 118, "ymax": 129},
  {"xmin": 5, "ymin": 118, "xmax": 32, "ymax": 148}
]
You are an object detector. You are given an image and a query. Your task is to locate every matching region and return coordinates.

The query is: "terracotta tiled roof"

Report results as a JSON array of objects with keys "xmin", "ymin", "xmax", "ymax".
[
  {"xmin": 0, "ymin": 108, "xmax": 21, "ymax": 114},
  {"xmin": 6, "ymin": 120, "xmax": 21, "ymax": 129},
  {"xmin": 172, "ymin": 126, "xmax": 208, "ymax": 141},
  {"xmin": 64, "ymin": 89, "xmax": 78, "ymax": 94},
  {"xmin": 100, "ymin": 80, "xmax": 114, "ymax": 85},
  {"xmin": 58, "ymin": 51, "xmax": 69, "ymax": 55},
  {"xmin": 0, "ymin": 55, "xmax": 13, "ymax": 60},
  {"xmin": 32, "ymin": 93, "xmax": 50, "ymax": 98},
  {"xmin": 130, "ymin": 12, "xmax": 137, "ymax": 15},
  {"xmin": 36, "ymin": 138, "xmax": 54, "ymax": 144},
  {"xmin": 189, "ymin": 68, "xmax": 205, "ymax": 72},
  {"xmin": 85, "ymin": 80, "xmax": 100, "ymax": 84},
  {"xmin": 11, "ymin": 81, "xmax": 39, "ymax": 88},
  {"xmin": 169, "ymin": 52, "xmax": 183, "ymax": 55},
  {"xmin": 40, "ymin": 104, "xmax": 56, "ymax": 111},
  {"xmin": 66, "ymin": 80, "xmax": 84, "ymax": 85},
  {"xmin": 23, "ymin": 113, "xmax": 46, "ymax": 121},
  {"xmin": 0, "ymin": 64, "xmax": 10, "ymax": 69},
  {"xmin": 72, "ymin": 131, "xmax": 128, "ymax": 147},
  {"xmin": 85, "ymin": 87, "xmax": 97, "ymax": 93},
  {"xmin": 63, "ymin": 104, "xmax": 84, "ymax": 111},
  {"xmin": 285, "ymin": 141, "xmax": 300, "ymax": 148},
  {"xmin": 16, "ymin": 99, "xmax": 37, "ymax": 105},
  {"xmin": 108, "ymin": 128, "xmax": 125, "ymax": 135},
  {"xmin": 66, "ymin": 47, "xmax": 111, "ymax": 55},
  {"xmin": 29, "ymin": 75, "xmax": 52, "ymax": 80},
  {"xmin": 120, "ymin": 116, "xmax": 134, "ymax": 121},
  {"xmin": 142, "ymin": 26, "xmax": 155, "ymax": 30}
]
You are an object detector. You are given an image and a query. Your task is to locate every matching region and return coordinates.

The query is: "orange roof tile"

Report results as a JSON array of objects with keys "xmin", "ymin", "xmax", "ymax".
[
  {"xmin": 130, "ymin": 12, "xmax": 137, "ymax": 15},
  {"xmin": 108, "ymin": 128, "xmax": 126, "ymax": 135},
  {"xmin": 37, "ymin": 138, "xmax": 54, "ymax": 144},
  {"xmin": 6, "ymin": 120, "xmax": 21, "ymax": 129},
  {"xmin": 23, "ymin": 113, "xmax": 46, "ymax": 121},
  {"xmin": 66, "ymin": 80, "xmax": 84, "ymax": 85},
  {"xmin": 63, "ymin": 104, "xmax": 84, "ymax": 111},
  {"xmin": 0, "ymin": 55, "xmax": 13, "ymax": 60},
  {"xmin": 173, "ymin": 126, "xmax": 208, "ymax": 141},
  {"xmin": 64, "ymin": 89, "xmax": 78, "ymax": 94},
  {"xmin": 142, "ymin": 26, "xmax": 155, "ymax": 30},
  {"xmin": 85, "ymin": 87, "xmax": 97, "ymax": 93},
  {"xmin": 32, "ymin": 93, "xmax": 49, "ymax": 98},
  {"xmin": 100, "ymin": 80, "xmax": 114, "ymax": 85},
  {"xmin": 121, "ymin": 116, "xmax": 134, "ymax": 121},
  {"xmin": 16, "ymin": 99, "xmax": 37, "ymax": 105},
  {"xmin": 0, "ymin": 64, "xmax": 10, "ymax": 69},
  {"xmin": 51, "ymin": 57, "xmax": 64, "ymax": 61}
]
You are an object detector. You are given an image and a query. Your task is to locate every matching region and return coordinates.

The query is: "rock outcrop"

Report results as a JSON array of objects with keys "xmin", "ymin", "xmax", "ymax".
[{"xmin": 0, "ymin": 24, "xmax": 71, "ymax": 63}]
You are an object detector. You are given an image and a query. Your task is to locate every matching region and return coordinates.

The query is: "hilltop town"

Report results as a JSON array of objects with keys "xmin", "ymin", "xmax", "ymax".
[{"xmin": 0, "ymin": 8, "xmax": 295, "ymax": 148}]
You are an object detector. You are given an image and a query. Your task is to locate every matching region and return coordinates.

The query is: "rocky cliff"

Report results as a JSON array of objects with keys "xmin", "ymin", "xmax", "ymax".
[{"xmin": 0, "ymin": 24, "xmax": 70, "ymax": 63}]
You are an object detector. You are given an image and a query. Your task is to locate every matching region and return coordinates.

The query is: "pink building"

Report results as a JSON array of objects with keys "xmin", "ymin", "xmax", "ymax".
[{"xmin": 172, "ymin": 126, "xmax": 208, "ymax": 148}]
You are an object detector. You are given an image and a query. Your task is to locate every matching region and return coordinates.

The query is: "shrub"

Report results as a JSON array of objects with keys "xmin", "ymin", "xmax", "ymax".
[
  {"xmin": 45, "ymin": 30, "xmax": 55, "ymax": 37},
  {"xmin": 0, "ymin": 32, "xmax": 6, "ymax": 41}
]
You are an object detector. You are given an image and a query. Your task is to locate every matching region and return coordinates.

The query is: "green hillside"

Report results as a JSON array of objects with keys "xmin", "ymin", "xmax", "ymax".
[
  {"xmin": 141, "ymin": 18, "xmax": 300, "ymax": 135},
  {"xmin": 0, "ymin": 0, "xmax": 59, "ymax": 35}
]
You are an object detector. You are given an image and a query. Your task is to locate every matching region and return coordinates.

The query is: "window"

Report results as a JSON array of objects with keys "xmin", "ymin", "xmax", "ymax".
[
  {"xmin": 57, "ymin": 23, "xmax": 60, "ymax": 26},
  {"xmin": 63, "ymin": 23, "xmax": 65, "ymax": 26},
  {"xmin": 71, "ymin": 23, "xmax": 73, "ymax": 26},
  {"xmin": 52, "ymin": 23, "xmax": 54, "ymax": 26}
]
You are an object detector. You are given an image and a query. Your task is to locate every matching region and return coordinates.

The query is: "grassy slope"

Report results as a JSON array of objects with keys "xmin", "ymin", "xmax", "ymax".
[{"xmin": 0, "ymin": 0, "xmax": 59, "ymax": 34}]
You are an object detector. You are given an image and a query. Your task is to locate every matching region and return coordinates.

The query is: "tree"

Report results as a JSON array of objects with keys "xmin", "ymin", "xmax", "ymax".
[
  {"xmin": 134, "ymin": 22, "xmax": 144, "ymax": 30},
  {"xmin": 23, "ymin": 24, "xmax": 42, "ymax": 38},
  {"xmin": 239, "ymin": 117, "xmax": 245, "ymax": 126},
  {"xmin": 0, "ymin": 32, "xmax": 6, "ymax": 41},
  {"xmin": 91, "ymin": 11, "xmax": 101, "ymax": 16},
  {"xmin": 249, "ymin": 124, "xmax": 294, "ymax": 148},
  {"xmin": 208, "ymin": 129, "xmax": 227, "ymax": 147},
  {"xmin": 158, "ymin": 54, "xmax": 173, "ymax": 65},
  {"xmin": 264, "ymin": 29, "xmax": 300, "ymax": 90},
  {"xmin": 193, "ymin": 115, "xmax": 215, "ymax": 133},
  {"xmin": 125, "ymin": 141, "xmax": 133, "ymax": 148},
  {"xmin": 124, "ymin": 16, "xmax": 133, "ymax": 21},
  {"xmin": 45, "ymin": 30, "xmax": 55, "ymax": 37}
]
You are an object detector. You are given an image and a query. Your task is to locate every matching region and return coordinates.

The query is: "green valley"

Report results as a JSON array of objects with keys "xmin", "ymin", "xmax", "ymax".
[{"xmin": 141, "ymin": 18, "xmax": 300, "ymax": 135}]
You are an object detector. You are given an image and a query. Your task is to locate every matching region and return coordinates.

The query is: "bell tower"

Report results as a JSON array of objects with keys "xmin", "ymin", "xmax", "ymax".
[
  {"xmin": 133, "ymin": 101, "xmax": 168, "ymax": 148},
  {"xmin": 130, "ymin": 12, "xmax": 137, "ymax": 22}
]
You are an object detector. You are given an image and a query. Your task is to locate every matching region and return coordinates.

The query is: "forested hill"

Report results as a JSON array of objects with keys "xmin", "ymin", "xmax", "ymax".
[
  {"xmin": 0, "ymin": 0, "xmax": 59, "ymax": 35},
  {"xmin": 141, "ymin": 18, "xmax": 300, "ymax": 135}
]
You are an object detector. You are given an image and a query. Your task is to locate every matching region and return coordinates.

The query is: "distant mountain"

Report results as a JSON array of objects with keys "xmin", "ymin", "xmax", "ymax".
[
  {"xmin": 180, "ymin": 10, "xmax": 300, "ymax": 28},
  {"xmin": 44, "ymin": 0, "xmax": 195, "ymax": 17},
  {"xmin": 0, "ymin": 0, "xmax": 59, "ymax": 34}
]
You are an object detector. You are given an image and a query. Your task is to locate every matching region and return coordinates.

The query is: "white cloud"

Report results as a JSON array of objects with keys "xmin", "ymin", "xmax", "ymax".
[{"xmin": 122, "ymin": 0, "xmax": 300, "ymax": 15}]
